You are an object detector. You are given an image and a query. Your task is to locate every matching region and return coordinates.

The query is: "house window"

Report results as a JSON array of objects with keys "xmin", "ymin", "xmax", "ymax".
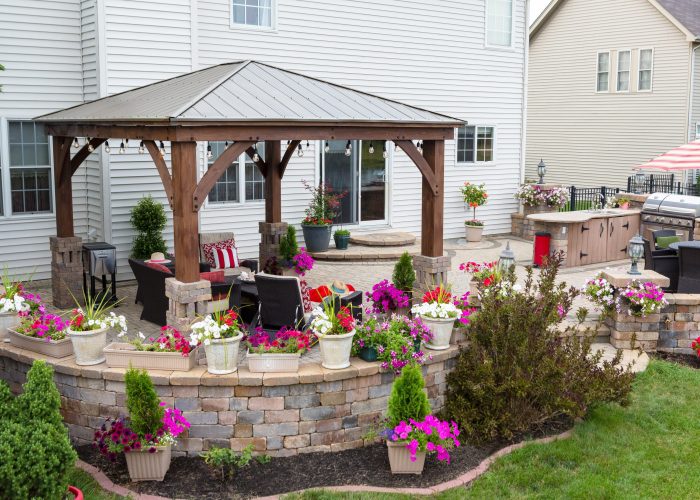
[
  {"xmin": 245, "ymin": 143, "xmax": 265, "ymax": 201},
  {"xmin": 597, "ymin": 52, "xmax": 610, "ymax": 92},
  {"xmin": 457, "ymin": 126, "xmax": 494, "ymax": 163},
  {"xmin": 617, "ymin": 50, "xmax": 631, "ymax": 92},
  {"xmin": 638, "ymin": 49, "xmax": 653, "ymax": 91},
  {"xmin": 486, "ymin": 0, "xmax": 513, "ymax": 47},
  {"xmin": 8, "ymin": 121, "xmax": 52, "ymax": 214},
  {"xmin": 207, "ymin": 141, "xmax": 265, "ymax": 204},
  {"xmin": 208, "ymin": 142, "xmax": 239, "ymax": 204},
  {"xmin": 232, "ymin": 0, "xmax": 272, "ymax": 28}
]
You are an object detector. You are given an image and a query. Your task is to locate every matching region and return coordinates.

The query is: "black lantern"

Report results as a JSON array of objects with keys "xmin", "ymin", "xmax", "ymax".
[
  {"xmin": 627, "ymin": 233, "xmax": 644, "ymax": 275},
  {"xmin": 634, "ymin": 170, "xmax": 646, "ymax": 194},
  {"xmin": 498, "ymin": 241, "xmax": 516, "ymax": 271},
  {"xmin": 537, "ymin": 159, "xmax": 547, "ymax": 184}
]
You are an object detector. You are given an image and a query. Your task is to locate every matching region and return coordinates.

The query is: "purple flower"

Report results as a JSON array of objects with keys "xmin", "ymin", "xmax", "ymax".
[{"xmin": 365, "ymin": 280, "xmax": 410, "ymax": 314}]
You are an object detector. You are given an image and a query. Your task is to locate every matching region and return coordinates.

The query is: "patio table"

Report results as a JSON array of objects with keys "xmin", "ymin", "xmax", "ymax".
[
  {"xmin": 668, "ymin": 241, "xmax": 700, "ymax": 251},
  {"xmin": 211, "ymin": 276, "xmax": 258, "ymax": 323}
]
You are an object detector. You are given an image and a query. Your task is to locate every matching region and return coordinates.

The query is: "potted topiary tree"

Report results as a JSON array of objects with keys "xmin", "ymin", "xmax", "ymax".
[
  {"xmin": 300, "ymin": 181, "xmax": 344, "ymax": 253},
  {"xmin": 393, "ymin": 252, "xmax": 416, "ymax": 296},
  {"xmin": 130, "ymin": 195, "xmax": 168, "ymax": 259},
  {"xmin": 461, "ymin": 182, "xmax": 488, "ymax": 242}
]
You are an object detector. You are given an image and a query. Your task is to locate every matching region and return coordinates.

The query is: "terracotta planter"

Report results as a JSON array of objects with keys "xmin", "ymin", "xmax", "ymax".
[
  {"xmin": 421, "ymin": 316, "xmax": 455, "ymax": 350},
  {"xmin": 104, "ymin": 342, "xmax": 200, "ymax": 371},
  {"xmin": 0, "ymin": 312, "xmax": 19, "ymax": 342},
  {"xmin": 7, "ymin": 328, "xmax": 73, "ymax": 358},
  {"xmin": 317, "ymin": 329, "xmax": 355, "ymax": 369},
  {"xmin": 124, "ymin": 444, "xmax": 171, "ymax": 482},
  {"xmin": 387, "ymin": 440, "xmax": 426, "ymax": 474},
  {"xmin": 247, "ymin": 351, "xmax": 301, "ymax": 373},
  {"xmin": 67, "ymin": 326, "xmax": 108, "ymax": 365},
  {"xmin": 464, "ymin": 224, "xmax": 484, "ymax": 242},
  {"xmin": 204, "ymin": 334, "xmax": 243, "ymax": 374},
  {"xmin": 620, "ymin": 202, "xmax": 630, "ymax": 210}
]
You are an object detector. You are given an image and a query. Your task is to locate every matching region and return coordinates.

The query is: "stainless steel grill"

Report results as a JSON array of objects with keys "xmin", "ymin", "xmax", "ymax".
[
  {"xmin": 641, "ymin": 193, "xmax": 700, "ymax": 241},
  {"xmin": 82, "ymin": 242, "xmax": 117, "ymax": 302}
]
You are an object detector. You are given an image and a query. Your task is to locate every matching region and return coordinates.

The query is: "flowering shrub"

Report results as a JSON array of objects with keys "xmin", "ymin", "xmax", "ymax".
[
  {"xmin": 190, "ymin": 309, "xmax": 242, "ymax": 346},
  {"xmin": 461, "ymin": 182, "xmax": 488, "ymax": 224},
  {"xmin": 545, "ymin": 187, "xmax": 570, "ymax": 207},
  {"xmin": 301, "ymin": 180, "xmax": 345, "ymax": 226},
  {"xmin": 310, "ymin": 301, "xmax": 356, "ymax": 337},
  {"xmin": 582, "ymin": 276, "xmax": 616, "ymax": 312},
  {"xmin": 292, "ymin": 249, "xmax": 314, "ymax": 276},
  {"xmin": 389, "ymin": 416, "xmax": 460, "ymax": 464},
  {"xmin": 16, "ymin": 292, "xmax": 44, "ymax": 317},
  {"xmin": 123, "ymin": 326, "xmax": 194, "ymax": 357},
  {"xmin": 617, "ymin": 281, "xmax": 667, "ymax": 317},
  {"xmin": 15, "ymin": 313, "xmax": 68, "ymax": 341},
  {"xmin": 464, "ymin": 219, "xmax": 484, "ymax": 227},
  {"xmin": 366, "ymin": 280, "xmax": 410, "ymax": 315},
  {"xmin": 352, "ymin": 316, "xmax": 430, "ymax": 373},
  {"xmin": 515, "ymin": 184, "xmax": 570, "ymax": 208},
  {"xmin": 411, "ymin": 287, "xmax": 462, "ymax": 320},
  {"xmin": 245, "ymin": 328, "xmax": 312, "ymax": 354},
  {"xmin": 459, "ymin": 261, "xmax": 501, "ymax": 287}
]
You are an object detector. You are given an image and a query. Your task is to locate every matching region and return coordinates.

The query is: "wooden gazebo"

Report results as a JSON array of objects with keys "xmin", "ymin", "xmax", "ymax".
[{"xmin": 36, "ymin": 61, "xmax": 461, "ymax": 319}]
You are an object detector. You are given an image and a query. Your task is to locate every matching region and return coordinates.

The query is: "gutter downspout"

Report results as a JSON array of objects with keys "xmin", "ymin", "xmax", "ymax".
[
  {"xmin": 520, "ymin": 0, "xmax": 530, "ymax": 185},
  {"xmin": 688, "ymin": 44, "xmax": 700, "ymax": 183}
]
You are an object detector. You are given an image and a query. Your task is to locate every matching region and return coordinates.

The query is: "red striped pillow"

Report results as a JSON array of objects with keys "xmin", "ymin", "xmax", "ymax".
[{"xmin": 213, "ymin": 245, "xmax": 239, "ymax": 269}]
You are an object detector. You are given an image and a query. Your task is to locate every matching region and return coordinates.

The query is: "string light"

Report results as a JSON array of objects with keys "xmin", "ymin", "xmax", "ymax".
[
  {"xmin": 297, "ymin": 143, "xmax": 304, "ymax": 157},
  {"xmin": 394, "ymin": 142, "xmax": 399, "ymax": 152},
  {"xmin": 382, "ymin": 142, "xmax": 388, "ymax": 159},
  {"xmin": 119, "ymin": 141, "xmax": 126, "ymax": 154},
  {"xmin": 125, "ymin": 138, "xmax": 130, "ymax": 146},
  {"xmin": 417, "ymin": 141, "xmax": 423, "ymax": 154},
  {"xmin": 345, "ymin": 140, "xmax": 352, "ymax": 157},
  {"xmin": 138, "ymin": 141, "xmax": 145, "ymax": 154},
  {"xmin": 159, "ymin": 141, "xmax": 166, "ymax": 157},
  {"xmin": 305, "ymin": 140, "xmax": 310, "ymax": 150},
  {"xmin": 206, "ymin": 143, "xmax": 213, "ymax": 159},
  {"xmin": 324, "ymin": 141, "xmax": 330, "ymax": 153},
  {"xmin": 253, "ymin": 144, "xmax": 260, "ymax": 162},
  {"xmin": 72, "ymin": 138, "xmax": 80, "ymax": 149},
  {"xmin": 369, "ymin": 141, "xmax": 375, "ymax": 154},
  {"xmin": 225, "ymin": 141, "xmax": 229, "ymax": 147},
  {"xmin": 104, "ymin": 141, "xmax": 111, "ymax": 154},
  {"xmin": 87, "ymin": 138, "xmax": 94, "ymax": 153}
]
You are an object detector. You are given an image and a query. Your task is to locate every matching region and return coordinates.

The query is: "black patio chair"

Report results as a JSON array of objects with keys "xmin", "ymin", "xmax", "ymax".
[
  {"xmin": 643, "ymin": 239, "xmax": 678, "ymax": 292},
  {"xmin": 652, "ymin": 229, "xmax": 680, "ymax": 253},
  {"xmin": 128, "ymin": 259, "xmax": 171, "ymax": 326},
  {"xmin": 322, "ymin": 291, "xmax": 364, "ymax": 322},
  {"xmin": 252, "ymin": 274, "xmax": 310, "ymax": 334},
  {"xmin": 678, "ymin": 246, "xmax": 700, "ymax": 293}
]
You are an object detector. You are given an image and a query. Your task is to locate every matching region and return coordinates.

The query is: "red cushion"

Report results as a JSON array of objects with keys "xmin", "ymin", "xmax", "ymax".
[
  {"xmin": 202, "ymin": 239, "xmax": 237, "ymax": 268},
  {"xmin": 308, "ymin": 284, "xmax": 356, "ymax": 303},
  {"xmin": 200, "ymin": 271, "xmax": 225, "ymax": 283},
  {"xmin": 146, "ymin": 262, "xmax": 172, "ymax": 275}
]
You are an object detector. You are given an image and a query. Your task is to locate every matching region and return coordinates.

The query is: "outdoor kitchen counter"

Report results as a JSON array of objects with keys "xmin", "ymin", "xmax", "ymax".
[{"xmin": 527, "ymin": 209, "xmax": 641, "ymax": 267}]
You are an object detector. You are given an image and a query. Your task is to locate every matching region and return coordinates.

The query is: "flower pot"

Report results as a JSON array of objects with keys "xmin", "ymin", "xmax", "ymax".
[
  {"xmin": 0, "ymin": 312, "xmax": 19, "ymax": 342},
  {"xmin": 334, "ymin": 234, "xmax": 350, "ymax": 250},
  {"xmin": 281, "ymin": 268, "xmax": 298, "ymax": 277},
  {"xmin": 247, "ymin": 351, "xmax": 301, "ymax": 373},
  {"xmin": 620, "ymin": 202, "xmax": 630, "ymax": 210},
  {"xmin": 104, "ymin": 342, "xmax": 200, "ymax": 371},
  {"xmin": 67, "ymin": 326, "xmax": 108, "ymax": 365},
  {"xmin": 387, "ymin": 440, "xmax": 426, "ymax": 474},
  {"xmin": 318, "ymin": 330, "xmax": 355, "ymax": 369},
  {"xmin": 464, "ymin": 224, "xmax": 484, "ymax": 242},
  {"xmin": 421, "ymin": 316, "xmax": 455, "ymax": 350},
  {"xmin": 7, "ymin": 328, "xmax": 73, "ymax": 358},
  {"xmin": 413, "ymin": 337, "xmax": 422, "ymax": 353},
  {"xmin": 358, "ymin": 346, "xmax": 378, "ymax": 362},
  {"xmin": 204, "ymin": 334, "xmax": 243, "ymax": 374},
  {"xmin": 124, "ymin": 444, "xmax": 172, "ymax": 482},
  {"xmin": 67, "ymin": 486, "xmax": 84, "ymax": 500},
  {"xmin": 302, "ymin": 224, "xmax": 332, "ymax": 253}
]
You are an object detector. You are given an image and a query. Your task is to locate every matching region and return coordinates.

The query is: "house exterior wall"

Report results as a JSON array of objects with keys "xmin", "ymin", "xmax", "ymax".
[{"xmin": 526, "ymin": 0, "xmax": 692, "ymax": 189}]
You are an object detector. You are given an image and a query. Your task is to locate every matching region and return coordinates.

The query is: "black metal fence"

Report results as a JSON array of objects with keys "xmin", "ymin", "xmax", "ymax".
[
  {"xmin": 626, "ymin": 173, "xmax": 700, "ymax": 196},
  {"xmin": 561, "ymin": 186, "xmax": 621, "ymax": 212}
]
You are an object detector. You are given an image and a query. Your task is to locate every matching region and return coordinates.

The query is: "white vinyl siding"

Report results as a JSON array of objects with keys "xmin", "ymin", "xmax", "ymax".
[
  {"xmin": 597, "ymin": 51, "xmax": 610, "ymax": 92},
  {"xmin": 616, "ymin": 50, "xmax": 631, "ymax": 92},
  {"xmin": 638, "ymin": 48, "xmax": 653, "ymax": 91},
  {"xmin": 486, "ymin": 0, "xmax": 514, "ymax": 47}
]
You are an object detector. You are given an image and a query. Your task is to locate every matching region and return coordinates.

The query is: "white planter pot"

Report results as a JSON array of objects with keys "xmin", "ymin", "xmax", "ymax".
[
  {"xmin": 387, "ymin": 441, "xmax": 426, "ymax": 474},
  {"xmin": 421, "ymin": 316, "xmax": 455, "ymax": 351},
  {"xmin": 104, "ymin": 342, "xmax": 201, "ymax": 371},
  {"xmin": 204, "ymin": 334, "xmax": 243, "ymax": 374},
  {"xmin": 67, "ymin": 326, "xmax": 108, "ymax": 365},
  {"xmin": 465, "ymin": 225, "xmax": 484, "ymax": 242},
  {"xmin": 0, "ymin": 312, "xmax": 19, "ymax": 342},
  {"xmin": 124, "ymin": 444, "xmax": 171, "ymax": 482},
  {"xmin": 317, "ymin": 330, "xmax": 355, "ymax": 370},
  {"xmin": 247, "ymin": 351, "xmax": 301, "ymax": 373},
  {"xmin": 8, "ymin": 328, "xmax": 73, "ymax": 358}
]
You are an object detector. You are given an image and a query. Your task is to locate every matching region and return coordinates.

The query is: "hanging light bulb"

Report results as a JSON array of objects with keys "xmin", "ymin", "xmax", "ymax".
[
  {"xmin": 253, "ymin": 144, "xmax": 260, "ymax": 162},
  {"xmin": 345, "ymin": 140, "xmax": 352, "ymax": 157},
  {"xmin": 287, "ymin": 140, "xmax": 291, "ymax": 147},
  {"xmin": 225, "ymin": 140, "xmax": 229, "ymax": 147},
  {"xmin": 369, "ymin": 141, "xmax": 375, "ymax": 154},
  {"xmin": 206, "ymin": 143, "xmax": 213, "ymax": 159},
  {"xmin": 125, "ymin": 138, "xmax": 130, "ymax": 146},
  {"xmin": 104, "ymin": 141, "xmax": 111, "ymax": 154},
  {"xmin": 306, "ymin": 140, "xmax": 310, "ymax": 150},
  {"xmin": 382, "ymin": 142, "xmax": 388, "ymax": 159},
  {"xmin": 119, "ymin": 141, "xmax": 126, "ymax": 154},
  {"xmin": 324, "ymin": 141, "xmax": 330, "ymax": 153},
  {"xmin": 297, "ymin": 143, "xmax": 304, "ymax": 157},
  {"xmin": 417, "ymin": 141, "xmax": 423, "ymax": 154},
  {"xmin": 87, "ymin": 138, "xmax": 94, "ymax": 152},
  {"xmin": 72, "ymin": 137, "xmax": 80, "ymax": 149},
  {"xmin": 138, "ymin": 141, "xmax": 145, "ymax": 154},
  {"xmin": 394, "ymin": 142, "xmax": 399, "ymax": 152},
  {"xmin": 159, "ymin": 141, "xmax": 166, "ymax": 157}
]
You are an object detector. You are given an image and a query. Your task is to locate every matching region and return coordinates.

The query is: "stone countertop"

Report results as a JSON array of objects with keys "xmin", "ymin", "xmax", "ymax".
[{"xmin": 527, "ymin": 209, "xmax": 641, "ymax": 224}]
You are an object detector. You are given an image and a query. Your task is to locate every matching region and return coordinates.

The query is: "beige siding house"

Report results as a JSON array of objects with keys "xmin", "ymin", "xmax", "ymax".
[{"xmin": 526, "ymin": 0, "xmax": 700, "ymax": 188}]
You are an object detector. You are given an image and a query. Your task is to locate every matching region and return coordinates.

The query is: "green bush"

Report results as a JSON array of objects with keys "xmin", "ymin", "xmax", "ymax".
[
  {"xmin": 442, "ymin": 253, "xmax": 634, "ymax": 444},
  {"xmin": 125, "ymin": 367, "xmax": 163, "ymax": 437},
  {"xmin": 201, "ymin": 444, "xmax": 270, "ymax": 479},
  {"xmin": 393, "ymin": 252, "xmax": 416, "ymax": 293},
  {"xmin": 130, "ymin": 195, "xmax": 168, "ymax": 259},
  {"xmin": 279, "ymin": 225, "xmax": 299, "ymax": 262},
  {"xmin": 386, "ymin": 363, "xmax": 431, "ymax": 427},
  {"xmin": 0, "ymin": 360, "xmax": 77, "ymax": 500}
]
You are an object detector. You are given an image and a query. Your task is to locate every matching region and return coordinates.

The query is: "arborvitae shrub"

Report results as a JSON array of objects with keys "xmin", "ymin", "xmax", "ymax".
[
  {"xmin": 125, "ymin": 367, "xmax": 164, "ymax": 437},
  {"xmin": 130, "ymin": 195, "xmax": 168, "ymax": 259},
  {"xmin": 279, "ymin": 225, "xmax": 299, "ymax": 262},
  {"xmin": 0, "ymin": 381, "xmax": 13, "ymax": 421},
  {"xmin": 16, "ymin": 360, "xmax": 63, "ymax": 429},
  {"xmin": 387, "ymin": 363, "xmax": 431, "ymax": 427},
  {"xmin": 393, "ymin": 252, "xmax": 416, "ymax": 293},
  {"xmin": 442, "ymin": 253, "xmax": 634, "ymax": 444}
]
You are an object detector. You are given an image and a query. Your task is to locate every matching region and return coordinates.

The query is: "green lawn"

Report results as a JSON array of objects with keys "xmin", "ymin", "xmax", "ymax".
[{"xmin": 284, "ymin": 360, "xmax": 700, "ymax": 499}]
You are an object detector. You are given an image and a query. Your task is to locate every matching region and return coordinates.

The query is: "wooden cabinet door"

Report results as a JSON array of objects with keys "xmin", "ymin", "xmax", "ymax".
[
  {"xmin": 590, "ymin": 219, "xmax": 608, "ymax": 264},
  {"xmin": 606, "ymin": 218, "xmax": 626, "ymax": 261},
  {"xmin": 578, "ymin": 222, "xmax": 594, "ymax": 266}
]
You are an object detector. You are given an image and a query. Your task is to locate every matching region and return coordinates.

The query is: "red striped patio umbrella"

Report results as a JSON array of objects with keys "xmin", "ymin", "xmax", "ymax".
[{"xmin": 637, "ymin": 140, "xmax": 700, "ymax": 171}]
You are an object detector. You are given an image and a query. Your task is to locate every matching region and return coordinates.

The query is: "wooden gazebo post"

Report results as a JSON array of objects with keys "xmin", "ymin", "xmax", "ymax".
[{"xmin": 258, "ymin": 140, "xmax": 287, "ymax": 267}]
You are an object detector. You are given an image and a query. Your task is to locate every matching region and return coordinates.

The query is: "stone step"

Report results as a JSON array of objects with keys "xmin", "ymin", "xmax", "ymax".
[
  {"xmin": 348, "ymin": 232, "xmax": 416, "ymax": 247},
  {"xmin": 591, "ymin": 342, "xmax": 649, "ymax": 373}
]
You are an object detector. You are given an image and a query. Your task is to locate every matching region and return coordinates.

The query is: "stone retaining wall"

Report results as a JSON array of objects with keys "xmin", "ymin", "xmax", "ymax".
[{"xmin": 0, "ymin": 344, "xmax": 459, "ymax": 458}]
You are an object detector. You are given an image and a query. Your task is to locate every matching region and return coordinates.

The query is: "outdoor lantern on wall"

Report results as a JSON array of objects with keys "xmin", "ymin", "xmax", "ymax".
[
  {"xmin": 627, "ymin": 233, "xmax": 644, "ymax": 275},
  {"xmin": 498, "ymin": 241, "xmax": 515, "ymax": 271},
  {"xmin": 634, "ymin": 170, "xmax": 646, "ymax": 194},
  {"xmin": 537, "ymin": 159, "xmax": 547, "ymax": 184}
]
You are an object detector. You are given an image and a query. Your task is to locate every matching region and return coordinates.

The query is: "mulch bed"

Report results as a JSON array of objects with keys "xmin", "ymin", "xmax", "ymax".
[
  {"xmin": 653, "ymin": 351, "xmax": 700, "ymax": 370},
  {"xmin": 76, "ymin": 417, "xmax": 572, "ymax": 499}
]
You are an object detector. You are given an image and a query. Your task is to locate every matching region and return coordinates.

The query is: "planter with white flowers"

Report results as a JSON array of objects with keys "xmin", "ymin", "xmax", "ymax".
[
  {"xmin": 411, "ymin": 287, "xmax": 462, "ymax": 351},
  {"xmin": 105, "ymin": 326, "xmax": 200, "ymax": 371},
  {"xmin": 190, "ymin": 309, "xmax": 243, "ymax": 375},
  {"xmin": 310, "ymin": 300, "xmax": 356, "ymax": 370},
  {"xmin": 0, "ymin": 277, "xmax": 29, "ymax": 341},
  {"xmin": 67, "ymin": 295, "xmax": 127, "ymax": 366}
]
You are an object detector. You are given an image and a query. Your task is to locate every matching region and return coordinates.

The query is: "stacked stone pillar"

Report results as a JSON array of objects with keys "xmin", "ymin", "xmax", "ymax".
[
  {"xmin": 50, "ymin": 236, "xmax": 84, "ymax": 308},
  {"xmin": 165, "ymin": 278, "xmax": 212, "ymax": 333},
  {"xmin": 413, "ymin": 255, "xmax": 451, "ymax": 299},
  {"xmin": 259, "ymin": 222, "xmax": 288, "ymax": 268}
]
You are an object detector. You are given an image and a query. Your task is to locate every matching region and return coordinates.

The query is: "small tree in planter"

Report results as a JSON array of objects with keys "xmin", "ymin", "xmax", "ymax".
[
  {"xmin": 300, "ymin": 180, "xmax": 345, "ymax": 252},
  {"xmin": 393, "ymin": 252, "xmax": 416, "ymax": 294},
  {"xmin": 130, "ymin": 195, "xmax": 168, "ymax": 259},
  {"xmin": 461, "ymin": 182, "xmax": 488, "ymax": 242},
  {"xmin": 93, "ymin": 368, "xmax": 190, "ymax": 482},
  {"xmin": 279, "ymin": 225, "xmax": 300, "ymax": 264}
]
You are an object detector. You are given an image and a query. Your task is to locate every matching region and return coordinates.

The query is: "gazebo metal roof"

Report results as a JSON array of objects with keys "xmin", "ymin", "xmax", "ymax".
[{"xmin": 37, "ymin": 61, "xmax": 461, "ymax": 127}]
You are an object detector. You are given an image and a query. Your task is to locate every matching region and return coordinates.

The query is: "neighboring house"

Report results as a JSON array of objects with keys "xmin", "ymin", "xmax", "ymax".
[
  {"xmin": 0, "ymin": 0, "xmax": 527, "ymax": 279},
  {"xmin": 526, "ymin": 0, "xmax": 700, "ymax": 188}
]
